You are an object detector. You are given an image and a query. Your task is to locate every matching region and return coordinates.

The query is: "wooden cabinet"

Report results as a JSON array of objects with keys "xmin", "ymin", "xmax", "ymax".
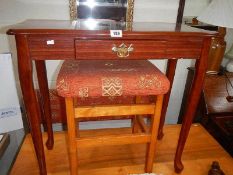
[{"xmin": 202, "ymin": 72, "xmax": 233, "ymax": 156}]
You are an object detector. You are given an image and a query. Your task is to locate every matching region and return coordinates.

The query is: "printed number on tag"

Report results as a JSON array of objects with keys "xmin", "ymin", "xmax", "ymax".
[{"xmin": 110, "ymin": 30, "xmax": 122, "ymax": 37}]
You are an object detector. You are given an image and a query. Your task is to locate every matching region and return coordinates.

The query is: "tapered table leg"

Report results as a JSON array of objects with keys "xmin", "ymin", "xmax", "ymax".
[
  {"xmin": 174, "ymin": 38, "xmax": 211, "ymax": 173},
  {"xmin": 35, "ymin": 60, "xmax": 54, "ymax": 150},
  {"xmin": 16, "ymin": 35, "xmax": 47, "ymax": 175},
  {"xmin": 158, "ymin": 59, "xmax": 177, "ymax": 139}
]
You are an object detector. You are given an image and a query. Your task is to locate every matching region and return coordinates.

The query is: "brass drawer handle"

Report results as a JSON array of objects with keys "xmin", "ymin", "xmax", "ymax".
[{"xmin": 112, "ymin": 43, "xmax": 134, "ymax": 58}]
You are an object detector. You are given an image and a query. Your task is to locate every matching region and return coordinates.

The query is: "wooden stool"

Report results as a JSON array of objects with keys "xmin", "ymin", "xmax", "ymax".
[{"xmin": 56, "ymin": 60, "xmax": 170, "ymax": 175}]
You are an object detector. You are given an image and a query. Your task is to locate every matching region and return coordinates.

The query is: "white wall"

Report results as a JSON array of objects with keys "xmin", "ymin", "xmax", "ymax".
[
  {"xmin": 183, "ymin": 0, "xmax": 210, "ymax": 17},
  {"xmin": 0, "ymin": 0, "xmax": 70, "ymax": 52},
  {"xmin": 134, "ymin": 0, "xmax": 179, "ymax": 23}
]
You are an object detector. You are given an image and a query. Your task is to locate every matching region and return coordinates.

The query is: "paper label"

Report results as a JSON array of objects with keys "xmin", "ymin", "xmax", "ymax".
[
  {"xmin": 46, "ymin": 40, "xmax": 55, "ymax": 45},
  {"xmin": 110, "ymin": 30, "xmax": 122, "ymax": 37}
]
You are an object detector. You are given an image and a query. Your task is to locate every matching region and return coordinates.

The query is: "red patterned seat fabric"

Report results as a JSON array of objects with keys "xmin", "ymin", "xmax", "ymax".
[{"xmin": 56, "ymin": 60, "xmax": 170, "ymax": 98}]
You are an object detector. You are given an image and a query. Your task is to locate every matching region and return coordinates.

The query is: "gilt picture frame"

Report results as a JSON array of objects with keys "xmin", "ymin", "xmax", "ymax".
[{"xmin": 69, "ymin": 0, "xmax": 135, "ymax": 23}]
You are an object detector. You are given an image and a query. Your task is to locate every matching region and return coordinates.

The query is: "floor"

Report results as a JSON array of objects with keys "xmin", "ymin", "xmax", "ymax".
[{"xmin": 9, "ymin": 124, "xmax": 233, "ymax": 175}]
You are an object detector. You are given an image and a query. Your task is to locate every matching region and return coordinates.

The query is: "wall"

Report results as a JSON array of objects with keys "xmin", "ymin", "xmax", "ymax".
[
  {"xmin": 183, "ymin": 0, "xmax": 210, "ymax": 17},
  {"xmin": 134, "ymin": 0, "xmax": 179, "ymax": 23},
  {"xmin": 0, "ymin": 0, "xmax": 70, "ymax": 52}
]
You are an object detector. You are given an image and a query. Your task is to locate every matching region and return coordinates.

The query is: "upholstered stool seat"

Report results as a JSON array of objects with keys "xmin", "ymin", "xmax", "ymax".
[
  {"xmin": 56, "ymin": 60, "xmax": 169, "ymax": 98},
  {"xmin": 56, "ymin": 59, "xmax": 170, "ymax": 175}
]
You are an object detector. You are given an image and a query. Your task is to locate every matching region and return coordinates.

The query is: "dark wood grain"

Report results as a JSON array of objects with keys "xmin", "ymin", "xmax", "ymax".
[
  {"xmin": 15, "ymin": 34, "xmax": 47, "ymax": 175},
  {"xmin": 28, "ymin": 35, "xmax": 75, "ymax": 60},
  {"xmin": 158, "ymin": 59, "xmax": 177, "ymax": 139},
  {"xmin": 176, "ymin": 0, "xmax": 186, "ymax": 24},
  {"xmin": 75, "ymin": 40, "xmax": 167, "ymax": 59},
  {"xmin": 75, "ymin": 39, "xmax": 203, "ymax": 59},
  {"xmin": 174, "ymin": 37, "xmax": 212, "ymax": 173},
  {"xmin": 35, "ymin": 60, "xmax": 54, "ymax": 150}
]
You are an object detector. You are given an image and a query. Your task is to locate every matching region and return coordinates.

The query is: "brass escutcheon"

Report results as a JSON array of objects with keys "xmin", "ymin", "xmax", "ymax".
[{"xmin": 112, "ymin": 43, "xmax": 134, "ymax": 58}]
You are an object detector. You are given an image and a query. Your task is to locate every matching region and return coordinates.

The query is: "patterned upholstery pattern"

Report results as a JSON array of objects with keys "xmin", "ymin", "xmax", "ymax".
[{"xmin": 56, "ymin": 60, "xmax": 170, "ymax": 98}]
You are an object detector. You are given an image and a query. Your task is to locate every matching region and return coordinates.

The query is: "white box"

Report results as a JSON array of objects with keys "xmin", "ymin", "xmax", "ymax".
[{"xmin": 0, "ymin": 53, "xmax": 23, "ymax": 132}]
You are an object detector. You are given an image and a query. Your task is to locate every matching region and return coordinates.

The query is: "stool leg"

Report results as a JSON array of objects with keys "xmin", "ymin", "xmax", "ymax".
[
  {"xmin": 145, "ymin": 95, "xmax": 164, "ymax": 173},
  {"xmin": 132, "ymin": 96, "xmax": 141, "ymax": 133},
  {"xmin": 65, "ymin": 98, "xmax": 78, "ymax": 175},
  {"xmin": 132, "ymin": 117, "xmax": 140, "ymax": 133}
]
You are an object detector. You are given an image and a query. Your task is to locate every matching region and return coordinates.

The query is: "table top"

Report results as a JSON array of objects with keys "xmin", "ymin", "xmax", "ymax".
[{"xmin": 6, "ymin": 19, "xmax": 217, "ymax": 37}]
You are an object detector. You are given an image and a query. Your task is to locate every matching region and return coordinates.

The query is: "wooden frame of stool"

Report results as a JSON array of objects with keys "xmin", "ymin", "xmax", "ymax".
[{"xmin": 65, "ymin": 95, "xmax": 163, "ymax": 175}]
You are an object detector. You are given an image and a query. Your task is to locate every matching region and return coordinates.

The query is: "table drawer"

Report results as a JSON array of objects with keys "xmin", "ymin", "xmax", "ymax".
[
  {"xmin": 75, "ymin": 40, "xmax": 167, "ymax": 59},
  {"xmin": 28, "ymin": 36, "xmax": 75, "ymax": 60}
]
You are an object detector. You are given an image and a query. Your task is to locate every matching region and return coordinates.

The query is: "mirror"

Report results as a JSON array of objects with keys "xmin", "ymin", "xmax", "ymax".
[{"xmin": 69, "ymin": 0, "xmax": 134, "ymax": 23}]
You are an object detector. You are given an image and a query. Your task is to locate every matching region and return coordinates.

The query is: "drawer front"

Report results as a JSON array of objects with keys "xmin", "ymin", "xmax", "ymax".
[
  {"xmin": 75, "ymin": 40, "xmax": 167, "ymax": 59},
  {"xmin": 28, "ymin": 36, "xmax": 75, "ymax": 60},
  {"xmin": 167, "ymin": 39, "xmax": 203, "ymax": 58}
]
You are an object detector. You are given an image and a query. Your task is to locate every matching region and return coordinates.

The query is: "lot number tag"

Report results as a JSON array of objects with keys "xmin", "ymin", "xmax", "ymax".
[{"xmin": 110, "ymin": 30, "xmax": 122, "ymax": 37}]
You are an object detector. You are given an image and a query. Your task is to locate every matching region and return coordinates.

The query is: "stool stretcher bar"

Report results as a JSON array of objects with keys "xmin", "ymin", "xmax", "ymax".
[
  {"xmin": 75, "ymin": 104, "xmax": 156, "ymax": 118},
  {"xmin": 76, "ymin": 133, "xmax": 152, "ymax": 148}
]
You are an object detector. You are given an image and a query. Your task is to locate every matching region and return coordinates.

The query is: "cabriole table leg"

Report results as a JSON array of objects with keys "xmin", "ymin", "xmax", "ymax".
[
  {"xmin": 158, "ymin": 59, "xmax": 177, "ymax": 139},
  {"xmin": 174, "ymin": 38, "xmax": 211, "ymax": 173},
  {"xmin": 35, "ymin": 60, "xmax": 54, "ymax": 150},
  {"xmin": 16, "ymin": 35, "xmax": 47, "ymax": 175}
]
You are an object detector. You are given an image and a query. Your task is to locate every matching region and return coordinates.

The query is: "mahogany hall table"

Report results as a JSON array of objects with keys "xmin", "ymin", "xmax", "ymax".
[{"xmin": 7, "ymin": 20, "xmax": 216, "ymax": 175}]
